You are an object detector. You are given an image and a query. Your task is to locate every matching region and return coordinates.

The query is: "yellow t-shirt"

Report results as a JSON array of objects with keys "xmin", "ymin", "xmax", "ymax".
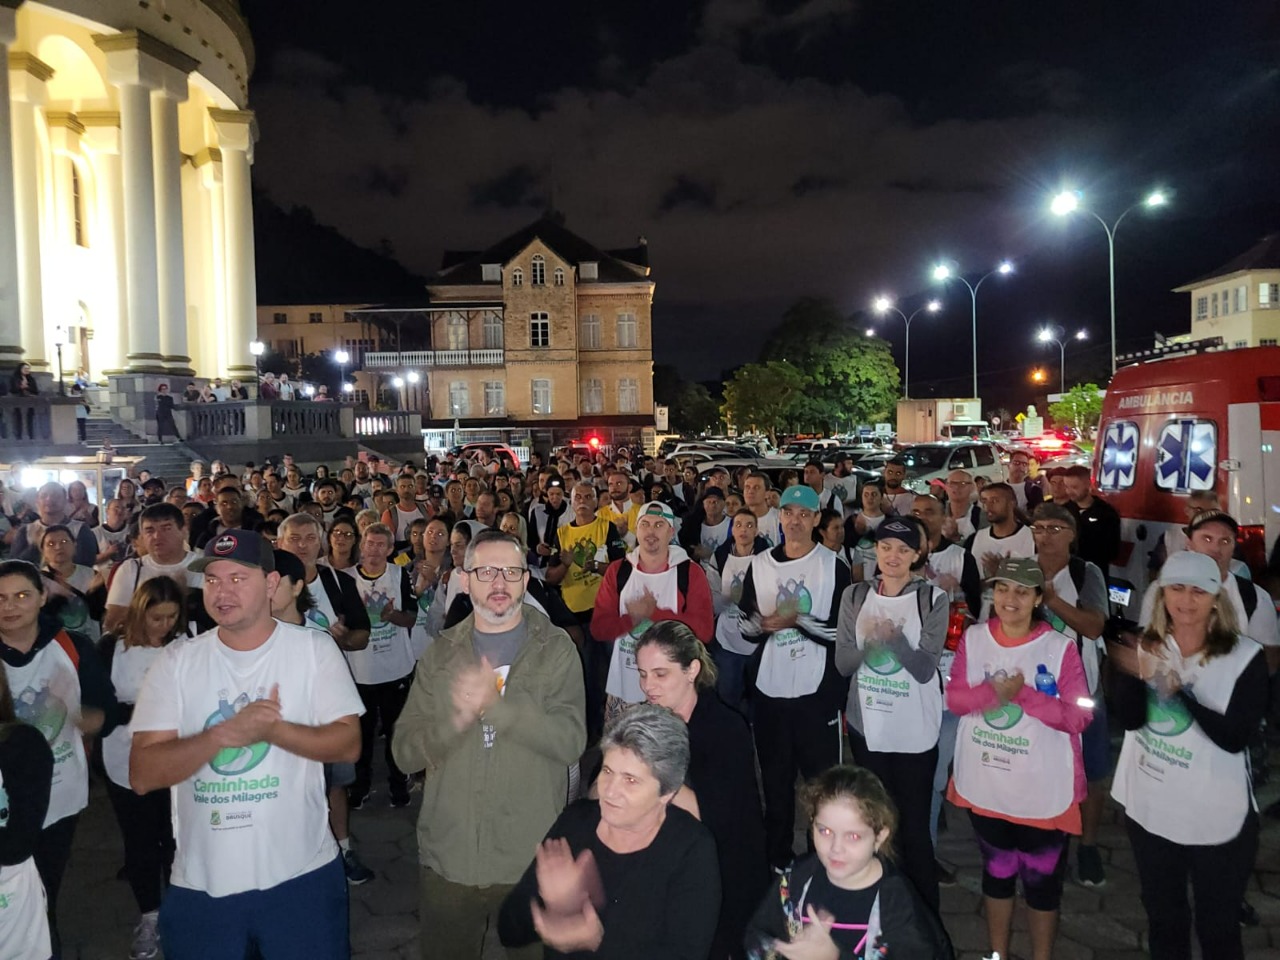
[
  {"xmin": 598, "ymin": 500, "xmax": 640, "ymax": 537},
  {"xmin": 558, "ymin": 516, "xmax": 615, "ymax": 613}
]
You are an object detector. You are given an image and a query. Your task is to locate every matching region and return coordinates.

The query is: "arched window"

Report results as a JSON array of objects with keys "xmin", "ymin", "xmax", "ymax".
[
  {"xmin": 531, "ymin": 255, "xmax": 546, "ymax": 286},
  {"xmin": 70, "ymin": 161, "xmax": 87, "ymax": 247},
  {"xmin": 553, "ymin": 267, "xmax": 565, "ymax": 286},
  {"xmin": 511, "ymin": 267, "xmax": 523, "ymax": 287}
]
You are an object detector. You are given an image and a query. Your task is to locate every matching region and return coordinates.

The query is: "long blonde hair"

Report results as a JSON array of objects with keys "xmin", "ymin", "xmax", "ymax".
[
  {"xmin": 121, "ymin": 576, "xmax": 187, "ymax": 649},
  {"xmin": 1142, "ymin": 585, "xmax": 1240, "ymax": 662}
]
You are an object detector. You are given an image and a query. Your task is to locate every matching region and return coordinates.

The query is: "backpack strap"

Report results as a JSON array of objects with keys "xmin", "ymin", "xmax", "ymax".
[
  {"xmin": 1237, "ymin": 575, "xmax": 1258, "ymax": 621},
  {"xmin": 54, "ymin": 629, "xmax": 79, "ymax": 671},
  {"xmin": 846, "ymin": 580, "xmax": 874, "ymax": 625},
  {"xmin": 1068, "ymin": 556, "xmax": 1088, "ymax": 594}
]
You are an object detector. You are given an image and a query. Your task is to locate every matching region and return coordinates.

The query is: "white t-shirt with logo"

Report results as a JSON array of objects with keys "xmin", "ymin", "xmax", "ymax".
[
  {"xmin": 107, "ymin": 552, "xmax": 204, "ymax": 607},
  {"xmin": 130, "ymin": 622, "xmax": 364, "ymax": 897}
]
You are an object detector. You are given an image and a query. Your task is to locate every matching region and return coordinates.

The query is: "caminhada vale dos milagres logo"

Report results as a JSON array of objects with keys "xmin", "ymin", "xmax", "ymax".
[
  {"xmin": 1145, "ymin": 687, "xmax": 1193, "ymax": 737},
  {"xmin": 203, "ymin": 690, "xmax": 271, "ymax": 775}
]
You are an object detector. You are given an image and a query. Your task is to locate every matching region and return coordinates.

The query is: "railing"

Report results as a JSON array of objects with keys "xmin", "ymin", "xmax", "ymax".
[
  {"xmin": 355, "ymin": 411, "xmax": 422, "ymax": 437},
  {"xmin": 0, "ymin": 397, "xmax": 55, "ymax": 443},
  {"xmin": 271, "ymin": 402, "xmax": 345, "ymax": 438},
  {"xmin": 187, "ymin": 402, "xmax": 248, "ymax": 438},
  {"xmin": 363, "ymin": 349, "xmax": 504, "ymax": 368}
]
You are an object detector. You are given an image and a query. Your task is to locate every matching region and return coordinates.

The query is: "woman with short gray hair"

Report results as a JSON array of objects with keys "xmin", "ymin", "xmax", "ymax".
[{"xmin": 499, "ymin": 704, "xmax": 721, "ymax": 958}]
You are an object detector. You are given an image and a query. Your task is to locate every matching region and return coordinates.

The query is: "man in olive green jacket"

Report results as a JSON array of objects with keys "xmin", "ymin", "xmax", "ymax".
[{"xmin": 392, "ymin": 531, "xmax": 585, "ymax": 960}]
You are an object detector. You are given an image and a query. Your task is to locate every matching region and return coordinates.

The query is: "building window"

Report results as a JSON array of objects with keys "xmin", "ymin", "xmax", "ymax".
[
  {"xmin": 448, "ymin": 381, "xmax": 470, "ymax": 417},
  {"xmin": 481, "ymin": 263, "xmax": 501, "ymax": 282},
  {"xmin": 582, "ymin": 379, "xmax": 603, "ymax": 414},
  {"xmin": 71, "ymin": 162, "xmax": 87, "ymax": 247},
  {"xmin": 531, "ymin": 255, "xmax": 546, "ymax": 286},
  {"xmin": 554, "ymin": 267, "xmax": 565, "ymax": 286},
  {"xmin": 1195, "ymin": 296, "xmax": 1208, "ymax": 320},
  {"xmin": 580, "ymin": 314, "xmax": 601, "ymax": 349},
  {"xmin": 579, "ymin": 261, "xmax": 598, "ymax": 280},
  {"xmin": 483, "ymin": 381, "xmax": 505, "ymax": 416},
  {"xmin": 1234, "ymin": 339, "xmax": 1249, "ymax": 348},
  {"xmin": 483, "ymin": 312, "xmax": 503, "ymax": 349},
  {"xmin": 1237, "ymin": 285, "xmax": 1248, "ymax": 312},
  {"xmin": 618, "ymin": 378, "xmax": 638, "ymax": 413},
  {"xmin": 616, "ymin": 312, "xmax": 638, "ymax": 348},
  {"xmin": 1210, "ymin": 292, "xmax": 1219, "ymax": 318},
  {"xmin": 1261, "ymin": 339, "xmax": 1278, "ymax": 347},
  {"xmin": 532, "ymin": 379, "xmax": 552, "ymax": 414},
  {"xmin": 511, "ymin": 268, "xmax": 523, "ymax": 287},
  {"xmin": 446, "ymin": 312, "xmax": 468, "ymax": 350},
  {"xmin": 1261, "ymin": 283, "xmax": 1280, "ymax": 307},
  {"xmin": 530, "ymin": 312, "xmax": 550, "ymax": 348},
  {"xmin": 309, "ymin": 311, "xmax": 324, "ymax": 324},
  {"xmin": 272, "ymin": 312, "xmax": 287, "ymax": 325}
]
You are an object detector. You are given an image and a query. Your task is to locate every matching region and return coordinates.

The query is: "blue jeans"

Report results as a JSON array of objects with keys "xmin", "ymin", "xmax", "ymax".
[
  {"xmin": 159, "ymin": 857, "xmax": 348, "ymax": 960},
  {"xmin": 711, "ymin": 644, "xmax": 751, "ymax": 717},
  {"xmin": 931, "ymin": 708, "xmax": 960, "ymax": 849}
]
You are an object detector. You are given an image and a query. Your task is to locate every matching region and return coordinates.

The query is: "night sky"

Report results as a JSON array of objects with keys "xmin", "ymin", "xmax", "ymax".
[{"xmin": 240, "ymin": 0, "xmax": 1279, "ymax": 412}]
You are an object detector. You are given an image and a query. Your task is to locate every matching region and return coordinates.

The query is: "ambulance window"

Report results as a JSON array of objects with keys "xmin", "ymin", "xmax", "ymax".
[
  {"xmin": 1098, "ymin": 420, "xmax": 1139, "ymax": 491},
  {"xmin": 1153, "ymin": 419, "xmax": 1217, "ymax": 494}
]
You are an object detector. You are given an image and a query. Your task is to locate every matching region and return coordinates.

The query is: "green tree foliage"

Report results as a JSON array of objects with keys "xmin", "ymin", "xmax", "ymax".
[
  {"xmin": 671, "ymin": 382, "xmax": 720, "ymax": 434},
  {"xmin": 1048, "ymin": 383, "xmax": 1105, "ymax": 437},
  {"xmin": 721, "ymin": 361, "xmax": 806, "ymax": 444},
  {"xmin": 758, "ymin": 297, "xmax": 900, "ymax": 431}
]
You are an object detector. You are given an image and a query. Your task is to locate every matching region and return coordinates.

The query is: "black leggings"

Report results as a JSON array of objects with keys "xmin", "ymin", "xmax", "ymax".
[
  {"xmin": 354, "ymin": 672, "xmax": 413, "ymax": 794},
  {"xmin": 106, "ymin": 779, "xmax": 175, "ymax": 913},
  {"xmin": 34, "ymin": 813, "xmax": 79, "ymax": 955},
  {"xmin": 849, "ymin": 730, "xmax": 940, "ymax": 911},
  {"xmin": 968, "ymin": 811, "xmax": 1068, "ymax": 911},
  {"xmin": 1127, "ymin": 812, "xmax": 1258, "ymax": 960}
]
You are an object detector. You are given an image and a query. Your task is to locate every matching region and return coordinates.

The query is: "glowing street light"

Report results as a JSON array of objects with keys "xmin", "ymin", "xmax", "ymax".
[
  {"xmin": 334, "ymin": 348, "xmax": 349, "ymax": 398},
  {"xmin": 1036, "ymin": 325, "xmax": 1088, "ymax": 393},
  {"xmin": 249, "ymin": 339, "xmax": 265, "ymax": 385},
  {"xmin": 1050, "ymin": 187, "xmax": 1169, "ymax": 374},
  {"xmin": 872, "ymin": 296, "xmax": 942, "ymax": 398},
  {"xmin": 406, "ymin": 370, "xmax": 420, "ymax": 384},
  {"xmin": 931, "ymin": 260, "xmax": 1015, "ymax": 397}
]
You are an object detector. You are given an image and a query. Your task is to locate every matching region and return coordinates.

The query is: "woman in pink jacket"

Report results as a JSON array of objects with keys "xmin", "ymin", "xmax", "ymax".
[{"xmin": 945, "ymin": 557, "xmax": 1092, "ymax": 960}]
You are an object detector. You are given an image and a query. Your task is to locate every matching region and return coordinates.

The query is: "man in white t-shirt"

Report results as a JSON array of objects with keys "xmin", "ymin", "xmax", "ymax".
[
  {"xmin": 742, "ymin": 472, "xmax": 781, "ymax": 548},
  {"xmin": 103, "ymin": 503, "xmax": 205, "ymax": 633},
  {"xmin": 129, "ymin": 529, "xmax": 363, "ymax": 960}
]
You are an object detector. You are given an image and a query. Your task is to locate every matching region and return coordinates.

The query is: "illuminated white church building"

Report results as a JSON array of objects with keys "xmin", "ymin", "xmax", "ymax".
[{"xmin": 0, "ymin": 0, "xmax": 257, "ymax": 382}]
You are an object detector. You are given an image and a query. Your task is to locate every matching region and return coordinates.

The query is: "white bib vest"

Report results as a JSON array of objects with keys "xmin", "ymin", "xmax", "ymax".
[
  {"xmin": 102, "ymin": 641, "xmax": 165, "ymax": 790},
  {"xmin": 752, "ymin": 547, "xmax": 837, "ymax": 699},
  {"xmin": 1111, "ymin": 635, "xmax": 1260, "ymax": 845},
  {"xmin": 953, "ymin": 623, "xmax": 1077, "ymax": 820},
  {"xmin": 606, "ymin": 562, "xmax": 681, "ymax": 703},
  {"xmin": 6, "ymin": 637, "xmax": 87, "ymax": 826},
  {"xmin": 344, "ymin": 565, "xmax": 416, "ymax": 685},
  {"xmin": 714, "ymin": 552, "xmax": 757, "ymax": 656},
  {"xmin": 853, "ymin": 586, "xmax": 944, "ymax": 754}
]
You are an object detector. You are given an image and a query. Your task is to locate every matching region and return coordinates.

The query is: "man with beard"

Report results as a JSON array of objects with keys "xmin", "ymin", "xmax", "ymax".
[
  {"xmin": 527, "ymin": 475, "xmax": 568, "ymax": 580},
  {"xmin": 881, "ymin": 458, "xmax": 915, "ymax": 516},
  {"xmin": 392, "ymin": 531, "xmax": 584, "ymax": 960}
]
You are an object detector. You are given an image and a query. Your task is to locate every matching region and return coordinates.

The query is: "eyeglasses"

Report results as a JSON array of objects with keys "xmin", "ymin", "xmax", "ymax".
[
  {"xmin": 331, "ymin": 530, "xmax": 355, "ymax": 539},
  {"xmin": 1031, "ymin": 524, "xmax": 1071, "ymax": 536},
  {"xmin": 466, "ymin": 565, "xmax": 527, "ymax": 582}
]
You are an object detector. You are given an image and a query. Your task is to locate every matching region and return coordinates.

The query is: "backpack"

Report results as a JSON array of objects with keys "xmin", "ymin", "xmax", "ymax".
[{"xmin": 843, "ymin": 579, "xmax": 935, "ymax": 632}]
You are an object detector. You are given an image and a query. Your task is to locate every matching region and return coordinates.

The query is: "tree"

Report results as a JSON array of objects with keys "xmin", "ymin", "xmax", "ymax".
[
  {"xmin": 671, "ymin": 382, "xmax": 720, "ymax": 434},
  {"xmin": 759, "ymin": 297, "xmax": 900, "ymax": 430},
  {"xmin": 1048, "ymin": 383, "xmax": 1105, "ymax": 437},
  {"xmin": 259, "ymin": 350, "xmax": 297, "ymax": 379},
  {"xmin": 721, "ymin": 361, "xmax": 806, "ymax": 444}
]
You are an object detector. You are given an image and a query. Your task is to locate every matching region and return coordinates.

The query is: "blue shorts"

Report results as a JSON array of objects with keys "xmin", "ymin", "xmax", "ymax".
[
  {"xmin": 159, "ymin": 857, "xmax": 348, "ymax": 960},
  {"xmin": 1080, "ymin": 694, "xmax": 1112, "ymax": 782}
]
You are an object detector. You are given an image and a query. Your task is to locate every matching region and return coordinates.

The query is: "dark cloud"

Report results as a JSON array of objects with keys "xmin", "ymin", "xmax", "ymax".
[
  {"xmin": 469, "ymin": 166, "xmax": 545, "ymax": 210},
  {"xmin": 659, "ymin": 176, "xmax": 718, "ymax": 214}
]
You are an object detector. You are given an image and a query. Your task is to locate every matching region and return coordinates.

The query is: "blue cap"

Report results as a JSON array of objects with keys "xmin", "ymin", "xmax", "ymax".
[{"xmin": 778, "ymin": 485, "xmax": 820, "ymax": 511}]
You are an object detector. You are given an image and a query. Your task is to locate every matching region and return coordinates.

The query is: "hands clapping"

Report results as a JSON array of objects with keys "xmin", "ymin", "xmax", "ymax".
[
  {"xmin": 529, "ymin": 839, "xmax": 605, "ymax": 953},
  {"xmin": 212, "ymin": 684, "xmax": 282, "ymax": 747}
]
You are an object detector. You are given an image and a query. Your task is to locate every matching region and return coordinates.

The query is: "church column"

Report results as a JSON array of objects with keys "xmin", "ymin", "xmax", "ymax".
[
  {"xmin": 81, "ymin": 113, "xmax": 127, "ymax": 374},
  {"xmin": 9, "ymin": 51, "xmax": 52, "ymax": 369},
  {"xmin": 0, "ymin": 3, "xmax": 23, "ymax": 366},
  {"xmin": 95, "ymin": 31, "xmax": 196, "ymax": 373},
  {"xmin": 152, "ymin": 61, "xmax": 195, "ymax": 374},
  {"xmin": 210, "ymin": 109, "xmax": 257, "ymax": 378}
]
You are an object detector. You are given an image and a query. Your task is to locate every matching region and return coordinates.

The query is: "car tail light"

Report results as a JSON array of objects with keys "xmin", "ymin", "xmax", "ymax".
[
  {"xmin": 1238, "ymin": 525, "xmax": 1269, "ymax": 579},
  {"xmin": 945, "ymin": 601, "xmax": 971, "ymax": 651}
]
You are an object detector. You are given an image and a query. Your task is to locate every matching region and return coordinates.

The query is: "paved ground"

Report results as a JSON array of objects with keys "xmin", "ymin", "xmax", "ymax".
[{"xmin": 59, "ymin": 747, "xmax": 1280, "ymax": 960}]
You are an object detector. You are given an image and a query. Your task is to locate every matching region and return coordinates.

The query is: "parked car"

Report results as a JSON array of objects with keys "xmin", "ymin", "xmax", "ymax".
[
  {"xmin": 458, "ymin": 442, "xmax": 523, "ymax": 469},
  {"xmin": 897, "ymin": 441, "xmax": 1007, "ymax": 492}
]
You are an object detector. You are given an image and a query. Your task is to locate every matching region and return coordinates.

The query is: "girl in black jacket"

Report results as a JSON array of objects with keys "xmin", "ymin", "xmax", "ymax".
[{"xmin": 746, "ymin": 766, "xmax": 953, "ymax": 960}]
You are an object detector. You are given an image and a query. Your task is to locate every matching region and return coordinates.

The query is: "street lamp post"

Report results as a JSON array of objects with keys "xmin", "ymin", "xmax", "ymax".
[
  {"xmin": 932, "ymin": 259, "xmax": 1014, "ymax": 398},
  {"xmin": 1036, "ymin": 325, "xmax": 1088, "ymax": 393},
  {"xmin": 249, "ymin": 340, "xmax": 265, "ymax": 387},
  {"xmin": 1050, "ymin": 189, "xmax": 1167, "ymax": 375},
  {"xmin": 54, "ymin": 324, "xmax": 67, "ymax": 396},
  {"xmin": 872, "ymin": 296, "xmax": 942, "ymax": 399},
  {"xmin": 334, "ymin": 348, "xmax": 349, "ymax": 398}
]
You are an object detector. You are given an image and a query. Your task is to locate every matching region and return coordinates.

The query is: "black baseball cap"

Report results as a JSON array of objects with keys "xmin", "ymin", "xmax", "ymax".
[
  {"xmin": 190, "ymin": 529, "xmax": 275, "ymax": 573},
  {"xmin": 271, "ymin": 548, "xmax": 306, "ymax": 584}
]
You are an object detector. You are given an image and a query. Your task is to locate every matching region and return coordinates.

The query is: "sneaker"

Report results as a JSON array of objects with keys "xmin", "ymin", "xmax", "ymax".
[
  {"xmin": 980, "ymin": 954, "xmax": 1002, "ymax": 960},
  {"xmin": 936, "ymin": 861, "xmax": 957, "ymax": 886},
  {"xmin": 342, "ymin": 848, "xmax": 375, "ymax": 885},
  {"xmin": 1076, "ymin": 844, "xmax": 1106, "ymax": 888},
  {"xmin": 1241, "ymin": 899, "xmax": 1260, "ymax": 927},
  {"xmin": 348, "ymin": 787, "xmax": 372, "ymax": 810},
  {"xmin": 130, "ymin": 913, "xmax": 160, "ymax": 960},
  {"xmin": 389, "ymin": 779, "xmax": 412, "ymax": 808}
]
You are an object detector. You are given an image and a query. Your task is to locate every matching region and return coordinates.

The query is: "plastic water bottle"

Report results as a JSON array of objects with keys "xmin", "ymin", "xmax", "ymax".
[{"xmin": 1035, "ymin": 664, "xmax": 1059, "ymax": 698}]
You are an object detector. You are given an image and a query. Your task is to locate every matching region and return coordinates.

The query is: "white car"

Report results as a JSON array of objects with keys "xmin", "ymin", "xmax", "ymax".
[{"xmin": 898, "ymin": 441, "xmax": 1008, "ymax": 492}]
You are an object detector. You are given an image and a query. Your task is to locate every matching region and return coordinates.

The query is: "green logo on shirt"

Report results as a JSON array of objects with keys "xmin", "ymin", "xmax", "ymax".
[
  {"xmin": 1145, "ymin": 689, "xmax": 1193, "ymax": 738},
  {"xmin": 203, "ymin": 691, "xmax": 271, "ymax": 776},
  {"xmin": 982, "ymin": 703, "xmax": 1024, "ymax": 730},
  {"xmin": 863, "ymin": 647, "xmax": 903, "ymax": 676}
]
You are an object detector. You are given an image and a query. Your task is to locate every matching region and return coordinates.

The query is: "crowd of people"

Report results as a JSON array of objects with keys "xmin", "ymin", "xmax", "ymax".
[{"xmin": 0, "ymin": 441, "xmax": 1276, "ymax": 960}]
